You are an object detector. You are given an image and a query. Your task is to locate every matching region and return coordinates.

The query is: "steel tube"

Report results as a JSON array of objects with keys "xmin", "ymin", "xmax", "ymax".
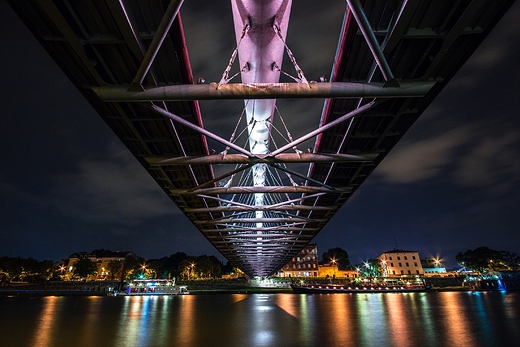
[
  {"xmin": 130, "ymin": 0, "xmax": 184, "ymax": 88},
  {"xmin": 184, "ymin": 205, "xmax": 335, "ymax": 213},
  {"xmin": 93, "ymin": 81, "xmax": 434, "ymax": 101},
  {"xmin": 270, "ymin": 100, "xmax": 377, "ymax": 156},
  {"xmin": 346, "ymin": 0, "xmax": 395, "ymax": 82},
  {"xmin": 170, "ymin": 186, "xmax": 350, "ymax": 196},
  {"xmin": 151, "ymin": 105, "xmax": 252, "ymax": 156},
  {"xmin": 145, "ymin": 152, "xmax": 377, "ymax": 165}
]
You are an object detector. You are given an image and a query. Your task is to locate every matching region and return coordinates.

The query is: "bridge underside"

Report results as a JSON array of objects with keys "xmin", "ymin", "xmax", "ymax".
[{"xmin": 7, "ymin": 0, "xmax": 514, "ymax": 277}]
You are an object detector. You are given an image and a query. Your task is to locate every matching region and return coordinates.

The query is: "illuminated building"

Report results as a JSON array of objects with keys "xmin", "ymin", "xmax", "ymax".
[
  {"xmin": 66, "ymin": 250, "xmax": 134, "ymax": 280},
  {"xmin": 422, "ymin": 257, "xmax": 447, "ymax": 274},
  {"xmin": 377, "ymin": 250, "xmax": 424, "ymax": 276},
  {"xmin": 277, "ymin": 244, "xmax": 319, "ymax": 277}
]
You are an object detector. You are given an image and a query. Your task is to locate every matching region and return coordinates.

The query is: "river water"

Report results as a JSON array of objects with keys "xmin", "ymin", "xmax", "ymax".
[{"xmin": 1, "ymin": 291, "xmax": 519, "ymax": 347}]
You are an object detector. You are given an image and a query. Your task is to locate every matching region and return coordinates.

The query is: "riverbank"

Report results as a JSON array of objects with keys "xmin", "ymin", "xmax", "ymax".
[{"xmin": 2, "ymin": 286, "xmax": 511, "ymax": 297}]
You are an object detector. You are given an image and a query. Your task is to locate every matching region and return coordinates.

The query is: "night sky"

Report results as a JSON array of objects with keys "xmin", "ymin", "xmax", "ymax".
[{"xmin": 1, "ymin": 1, "xmax": 519, "ymax": 269}]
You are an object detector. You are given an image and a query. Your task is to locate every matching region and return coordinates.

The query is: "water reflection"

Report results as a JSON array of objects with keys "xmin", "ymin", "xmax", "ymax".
[
  {"xmin": 442, "ymin": 292, "xmax": 478, "ymax": 346},
  {"xmin": 3, "ymin": 291, "xmax": 519, "ymax": 347},
  {"xmin": 32, "ymin": 296, "xmax": 61, "ymax": 347}
]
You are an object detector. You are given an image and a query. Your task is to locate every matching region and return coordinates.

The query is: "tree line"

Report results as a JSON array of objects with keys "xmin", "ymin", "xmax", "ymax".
[
  {"xmin": 2, "ymin": 246, "xmax": 517, "ymax": 282},
  {"xmin": 0, "ymin": 251, "xmax": 238, "ymax": 282},
  {"xmin": 455, "ymin": 247, "xmax": 519, "ymax": 273}
]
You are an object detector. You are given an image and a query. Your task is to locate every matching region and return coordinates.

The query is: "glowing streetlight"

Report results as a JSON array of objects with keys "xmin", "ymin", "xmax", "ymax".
[
  {"xmin": 331, "ymin": 258, "xmax": 337, "ymax": 278},
  {"xmin": 434, "ymin": 258, "xmax": 441, "ymax": 268},
  {"xmin": 190, "ymin": 263, "xmax": 196, "ymax": 279},
  {"xmin": 140, "ymin": 263, "xmax": 147, "ymax": 279}
]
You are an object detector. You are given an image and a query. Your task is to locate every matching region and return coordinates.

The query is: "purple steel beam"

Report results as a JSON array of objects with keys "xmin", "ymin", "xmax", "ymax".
[
  {"xmin": 151, "ymin": 105, "xmax": 252, "ymax": 156},
  {"xmin": 145, "ymin": 152, "xmax": 377, "ymax": 165}
]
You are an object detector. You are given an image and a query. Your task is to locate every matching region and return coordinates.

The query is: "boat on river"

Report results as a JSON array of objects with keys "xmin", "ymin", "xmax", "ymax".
[
  {"xmin": 110, "ymin": 279, "xmax": 189, "ymax": 296},
  {"xmin": 291, "ymin": 283, "xmax": 426, "ymax": 294}
]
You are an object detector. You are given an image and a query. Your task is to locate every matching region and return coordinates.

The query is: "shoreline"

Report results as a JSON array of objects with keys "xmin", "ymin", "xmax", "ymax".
[{"xmin": 0, "ymin": 286, "xmax": 502, "ymax": 297}]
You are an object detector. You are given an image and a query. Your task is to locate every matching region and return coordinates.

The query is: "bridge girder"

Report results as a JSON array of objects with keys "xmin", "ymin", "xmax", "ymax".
[{"xmin": 6, "ymin": 0, "xmax": 516, "ymax": 277}]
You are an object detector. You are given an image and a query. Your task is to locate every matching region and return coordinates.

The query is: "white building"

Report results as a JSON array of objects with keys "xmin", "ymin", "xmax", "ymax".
[{"xmin": 377, "ymin": 249, "xmax": 424, "ymax": 276}]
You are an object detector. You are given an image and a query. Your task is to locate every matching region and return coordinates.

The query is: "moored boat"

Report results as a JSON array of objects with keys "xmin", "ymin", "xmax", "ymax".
[
  {"xmin": 110, "ymin": 279, "xmax": 189, "ymax": 296},
  {"xmin": 291, "ymin": 283, "xmax": 426, "ymax": 294}
]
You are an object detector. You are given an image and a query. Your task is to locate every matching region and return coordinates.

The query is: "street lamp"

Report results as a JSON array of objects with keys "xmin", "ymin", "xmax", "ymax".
[
  {"xmin": 331, "ymin": 258, "xmax": 337, "ymax": 278},
  {"xmin": 190, "ymin": 263, "xmax": 195, "ymax": 279},
  {"xmin": 140, "ymin": 264, "xmax": 146, "ymax": 279},
  {"xmin": 434, "ymin": 258, "xmax": 440, "ymax": 268}
]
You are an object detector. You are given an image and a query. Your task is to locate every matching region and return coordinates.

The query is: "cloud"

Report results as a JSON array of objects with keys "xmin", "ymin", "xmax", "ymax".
[
  {"xmin": 454, "ymin": 131, "xmax": 520, "ymax": 193},
  {"xmin": 374, "ymin": 128, "xmax": 470, "ymax": 183},
  {"xmin": 49, "ymin": 142, "xmax": 179, "ymax": 226}
]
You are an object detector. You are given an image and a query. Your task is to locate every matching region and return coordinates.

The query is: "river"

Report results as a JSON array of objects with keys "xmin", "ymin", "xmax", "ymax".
[{"xmin": 1, "ymin": 291, "xmax": 518, "ymax": 347}]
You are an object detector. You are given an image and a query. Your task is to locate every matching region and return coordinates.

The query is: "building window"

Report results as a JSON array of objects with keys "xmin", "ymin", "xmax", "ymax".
[
  {"xmin": 397, "ymin": 256, "xmax": 401, "ymax": 260},
  {"xmin": 399, "ymin": 263, "xmax": 402, "ymax": 267},
  {"xmin": 404, "ymin": 256, "xmax": 408, "ymax": 260},
  {"xmin": 406, "ymin": 262, "xmax": 409, "ymax": 267},
  {"xmin": 392, "ymin": 270, "xmax": 396, "ymax": 275},
  {"xmin": 416, "ymin": 270, "xmax": 420, "ymax": 274},
  {"xmin": 408, "ymin": 270, "xmax": 411, "ymax": 274},
  {"xmin": 390, "ymin": 263, "xmax": 394, "ymax": 267},
  {"xmin": 414, "ymin": 262, "xmax": 418, "ymax": 266},
  {"xmin": 400, "ymin": 270, "xmax": 404, "ymax": 274},
  {"xmin": 389, "ymin": 256, "xmax": 393, "ymax": 260},
  {"xmin": 413, "ymin": 256, "xmax": 416, "ymax": 260}
]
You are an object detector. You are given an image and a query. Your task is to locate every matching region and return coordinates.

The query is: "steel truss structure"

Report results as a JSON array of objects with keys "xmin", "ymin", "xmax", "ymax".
[{"xmin": 7, "ymin": 0, "xmax": 515, "ymax": 277}]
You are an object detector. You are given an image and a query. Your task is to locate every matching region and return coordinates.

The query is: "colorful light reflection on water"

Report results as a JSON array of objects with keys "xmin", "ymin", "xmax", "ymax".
[{"xmin": 1, "ymin": 291, "xmax": 519, "ymax": 347}]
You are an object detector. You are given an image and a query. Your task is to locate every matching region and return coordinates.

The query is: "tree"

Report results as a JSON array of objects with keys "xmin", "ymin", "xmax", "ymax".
[
  {"xmin": 322, "ymin": 247, "xmax": 350, "ymax": 269},
  {"xmin": 501, "ymin": 251, "xmax": 519, "ymax": 270},
  {"xmin": 178, "ymin": 258, "xmax": 197, "ymax": 280},
  {"xmin": 121, "ymin": 254, "xmax": 144, "ymax": 280},
  {"xmin": 195, "ymin": 255, "xmax": 222, "ymax": 278},
  {"xmin": 106, "ymin": 260, "xmax": 124, "ymax": 280},
  {"xmin": 456, "ymin": 247, "xmax": 501, "ymax": 273},
  {"xmin": 73, "ymin": 257, "xmax": 98, "ymax": 279},
  {"xmin": 356, "ymin": 259, "xmax": 382, "ymax": 278}
]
